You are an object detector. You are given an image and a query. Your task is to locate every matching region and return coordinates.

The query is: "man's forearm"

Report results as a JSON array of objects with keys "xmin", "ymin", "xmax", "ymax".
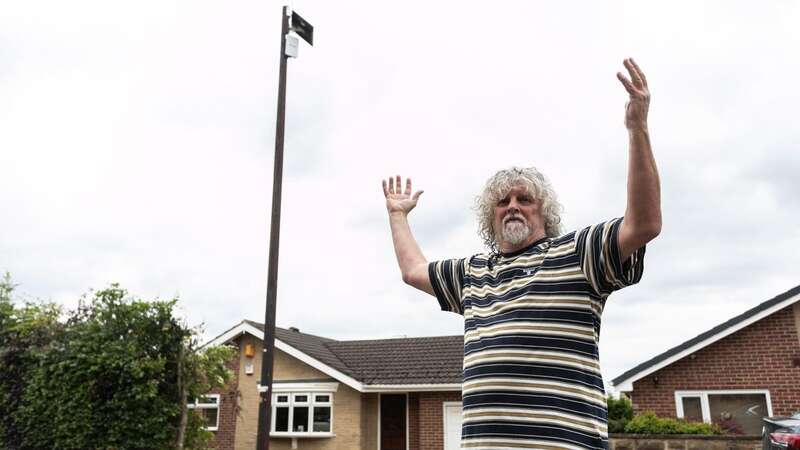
[
  {"xmin": 614, "ymin": 59, "xmax": 661, "ymax": 259},
  {"xmin": 388, "ymin": 211, "xmax": 434, "ymax": 295},
  {"xmin": 621, "ymin": 126, "xmax": 662, "ymax": 256}
]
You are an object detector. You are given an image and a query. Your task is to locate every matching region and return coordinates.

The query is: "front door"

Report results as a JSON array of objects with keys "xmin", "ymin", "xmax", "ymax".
[{"xmin": 380, "ymin": 394, "xmax": 406, "ymax": 450}]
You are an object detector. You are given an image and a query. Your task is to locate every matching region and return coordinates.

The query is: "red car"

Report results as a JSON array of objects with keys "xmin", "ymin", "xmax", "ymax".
[{"xmin": 764, "ymin": 414, "xmax": 800, "ymax": 450}]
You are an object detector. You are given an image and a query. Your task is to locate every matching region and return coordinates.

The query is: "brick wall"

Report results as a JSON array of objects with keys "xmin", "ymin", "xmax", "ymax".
[
  {"xmin": 360, "ymin": 393, "xmax": 378, "ymax": 450},
  {"xmin": 416, "ymin": 391, "xmax": 462, "ymax": 450},
  {"xmin": 234, "ymin": 334, "xmax": 264, "ymax": 450},
  {"xmin": 609, "ymin": 435, "xmax": 761, "ymax": 450},
  {"xmin": 630, "ymin": 303, "xmax": 800, "ymax": 418},
  {"xmin": 407, "ymin": 393, "xmax": 419, "ymax": 450},
  {"xmin": 209, "ymin": 342, "xmax": 241, "ymax": 450}
]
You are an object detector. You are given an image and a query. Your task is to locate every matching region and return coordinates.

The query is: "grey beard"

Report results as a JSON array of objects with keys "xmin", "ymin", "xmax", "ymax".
[{"xmin": 501, "ymin": 220, "xmax": 531, "ymax": 247}]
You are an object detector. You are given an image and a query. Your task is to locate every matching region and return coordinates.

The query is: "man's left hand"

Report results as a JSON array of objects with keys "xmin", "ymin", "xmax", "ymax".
[{"xmin": 616, "ymin": 58, "xmax": 650, "ymax": 131}]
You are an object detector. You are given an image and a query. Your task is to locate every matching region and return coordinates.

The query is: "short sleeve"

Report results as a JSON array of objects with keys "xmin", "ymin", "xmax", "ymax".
[
  {"xmin": 575, "ymin": 218, "xmax": 645, "ymax": 298},
  {"xmin": 428, "ymin": 258, "xmax": 468, "ymax": 315}
]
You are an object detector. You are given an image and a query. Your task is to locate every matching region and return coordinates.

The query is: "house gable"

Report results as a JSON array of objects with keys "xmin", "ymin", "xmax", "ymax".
[
  {"xmin": 625, "ymin": 302, "xmax": 800, "ymax": 418},
  {"xmin": 230, "ymin": 333, "xmax": 368, "ymax": 450},
  {"xmin": 207, "ymin": 321, "xmax": 363, "ymax": 391},
  {"xmin": 612, "ymin": 285, "xmax": 800, "ymax": 392}
]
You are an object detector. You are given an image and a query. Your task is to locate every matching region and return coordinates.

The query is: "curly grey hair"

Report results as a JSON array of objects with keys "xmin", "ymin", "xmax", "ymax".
[{"xmin": 475, "ymin": 166, "xmax": 564, "ymax": 252}]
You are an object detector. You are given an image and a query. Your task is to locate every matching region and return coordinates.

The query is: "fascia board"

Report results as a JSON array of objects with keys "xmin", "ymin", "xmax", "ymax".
[
  {"xmin": 616, "ymin": 380, "xmax": 634, "ymax": 392},
  {"xmin": 205, "ymin": 322, "xmax": 264, "ymax": 347}
]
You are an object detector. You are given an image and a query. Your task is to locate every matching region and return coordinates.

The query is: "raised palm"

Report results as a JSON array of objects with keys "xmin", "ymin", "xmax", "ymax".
[
  {"xmin": 616, "ymin": 58, "xmax": 650, "ymax": 131},
  {"xmin": 382, "ymin": 175, "xmax": 423, "ymax": 215}
]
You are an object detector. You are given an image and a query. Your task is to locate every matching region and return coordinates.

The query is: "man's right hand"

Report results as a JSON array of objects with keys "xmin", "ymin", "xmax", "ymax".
[
  {"xmin": 382, "ymin": 174, "xmax": 434, "ymax": 295},
  {"xmin": 382, "ymin": 175, "xmax": 423, "ymax": 215}
]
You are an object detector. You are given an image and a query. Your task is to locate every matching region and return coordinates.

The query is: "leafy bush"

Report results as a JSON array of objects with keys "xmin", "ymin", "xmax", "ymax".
[
  {"xmin": 623, "ymin": 411, "xmax": 722, "ymax": 435},
  {"xmin": 0, "ymin": 275, "xmax": 235, "ymax": 450},
  {"xmin": 0, "ymin": 273, "xmax": 64, "ymax": 449},
  {"xmin": 607, "ymin": 395, "xmax": 634, "ymax": 433}
]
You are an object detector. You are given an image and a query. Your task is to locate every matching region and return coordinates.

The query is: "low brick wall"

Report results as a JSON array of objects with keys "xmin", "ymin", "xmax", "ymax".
[{"xmin": 609, "ymin": 434, "xmax": 761, "ymax": 450}]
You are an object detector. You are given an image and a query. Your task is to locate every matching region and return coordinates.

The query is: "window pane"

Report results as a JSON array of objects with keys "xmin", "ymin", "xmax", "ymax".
[
  {"xmin": 199, "ymin": 396, "xmax": 218, "ymax": 405},
  {"xmin": 293, "ymin": 406, "xmax": 309, "ymax": 432},
  {"xmin": 294, "ymin": 395, "xmax": 308, "ymax": 403},
  {"xmin": 681, "ymin": 397, "xmax": 703, "ymax": 422},
  {"xmin": 313, "ymin": 406, "xmax": 331, "ymax": 432},
  {"xmin": 708, "ymin": 393, "xmax": 768, "ymax": 435},
  {"xmin": 276, "ymin": 395, "xmax": 289, "ymax": 403},
  {"xmin": 203, "ymin": 408, "xmax": 219, "ymax": 428},
  {"xmin": 315, "ymin": 395, "xmax": 330, "ymax": 403},
  {"xmin": 275, "ymin": 407, "xmax": 289, "ymax": 432}
]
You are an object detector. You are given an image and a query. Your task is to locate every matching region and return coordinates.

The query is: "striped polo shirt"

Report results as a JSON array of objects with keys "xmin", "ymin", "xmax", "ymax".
[{"xmin": 428, "ymin": 218, "xmax": 645, "ymax": 450}]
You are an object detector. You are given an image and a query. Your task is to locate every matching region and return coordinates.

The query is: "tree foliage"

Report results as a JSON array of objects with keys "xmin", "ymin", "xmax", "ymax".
[
  {"xmin": 607, "ymin": 394, "xmax": 634, "ymax": 433},
  {"xmin": 0, "ymin": 272, "xmax": 63, "ymax": 449},
  {"xmin": 0, "ymin": 276, "xmax": 235, "ymax": 450}
]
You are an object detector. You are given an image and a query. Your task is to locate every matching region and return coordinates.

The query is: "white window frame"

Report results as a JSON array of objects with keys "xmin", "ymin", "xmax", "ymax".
[
  {"xmin": 675, "ymin": 389, "xmax": 773, "ymax": 423},
  {"xmin": 187, "ymin": 394, "xmax": 221, "ymax": 431},
  {"xmin": 268, "ymin": 383, "xmax": 337, "ymax": 438}
]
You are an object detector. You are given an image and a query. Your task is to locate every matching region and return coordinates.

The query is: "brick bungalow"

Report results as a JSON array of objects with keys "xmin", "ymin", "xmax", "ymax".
[
  {"xmin": 611, "ymin": 284, "xmax": 800, "ymax": 434},
  {"xmin": 204, "ymin": 320, "xmax": 465, "ymax": 450}
]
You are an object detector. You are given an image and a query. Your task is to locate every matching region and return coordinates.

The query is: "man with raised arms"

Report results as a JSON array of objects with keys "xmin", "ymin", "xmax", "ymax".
[{"xmin": 381, "ymin": 58, "xmax": 661, "ymax": 450}]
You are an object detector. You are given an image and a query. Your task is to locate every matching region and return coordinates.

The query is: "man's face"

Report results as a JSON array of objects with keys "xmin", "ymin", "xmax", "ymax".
[{"xmin": 493, "ymin": 184, "xmax": 546, "ymax": 251}]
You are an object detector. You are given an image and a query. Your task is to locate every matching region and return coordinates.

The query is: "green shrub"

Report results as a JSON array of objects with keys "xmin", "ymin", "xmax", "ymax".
[
  {"xmin": 607, "ymin": 395, "xmax": 634, "ymax": 433},
  {"xmin": 0, "ymin": 272, "xmax": 64, "ymax": 449},
  {"xmin": 623, "ymin": 411, "xmax": 722, "ymax": 435},
  {"xmin": 608, "ymin": 418, "xmax": 630, "ymax": 434},
  {"xmin": 0, "ymin": 277, "xmax": 235, "ymax": 450}
]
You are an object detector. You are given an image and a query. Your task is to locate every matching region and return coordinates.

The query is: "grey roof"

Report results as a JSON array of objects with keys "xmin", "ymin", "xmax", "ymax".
[
  {"xmin": 242, "ymin": 320, "xmax": 463, "ymax": 385},
  {"xmin": 327, "ymin": 335, "xmax": 463, "ymax": 384},
  {"xmin": 611, "ymin": 284, "xmax": 800, "ymax": 387}
]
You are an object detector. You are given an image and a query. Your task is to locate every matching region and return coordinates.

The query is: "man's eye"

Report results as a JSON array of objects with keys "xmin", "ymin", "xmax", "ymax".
[{"xmin": 498, "ymin": 199, "xmax": 509, "ymax": 206}]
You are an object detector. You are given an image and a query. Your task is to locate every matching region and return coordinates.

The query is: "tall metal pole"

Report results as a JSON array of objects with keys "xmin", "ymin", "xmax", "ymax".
[{"xmin": 255, "ymin": 6, "xmax": 290, "ymax": 450}]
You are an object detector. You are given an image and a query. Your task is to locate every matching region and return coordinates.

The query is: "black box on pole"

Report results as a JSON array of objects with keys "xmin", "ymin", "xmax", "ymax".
[{"xmin": 291, "ymin": 11, "xmax": 313, "ymax": 46}]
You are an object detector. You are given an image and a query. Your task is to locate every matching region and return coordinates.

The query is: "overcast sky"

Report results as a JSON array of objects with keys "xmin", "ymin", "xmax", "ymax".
[{"xmin": 2, "ymin": 0, "xmax": 798, "ymax": 392}]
